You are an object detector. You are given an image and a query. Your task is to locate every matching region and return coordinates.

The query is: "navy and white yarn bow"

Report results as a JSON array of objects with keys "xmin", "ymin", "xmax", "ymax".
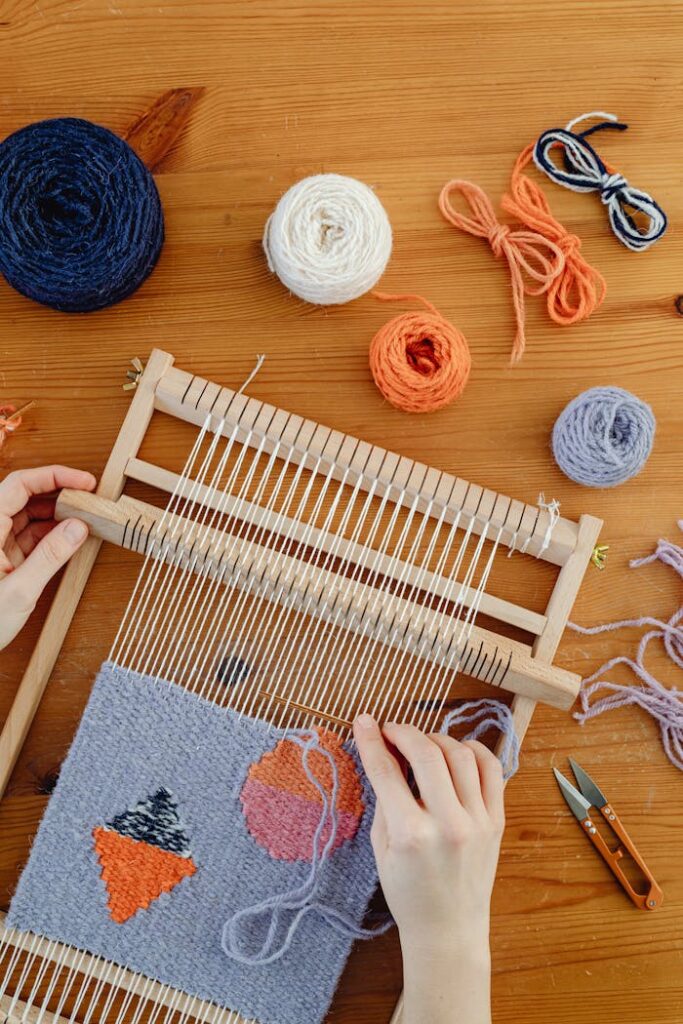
[{"xmin": 533, "ymin": 111, "xmax": 667, "ymax": 252}]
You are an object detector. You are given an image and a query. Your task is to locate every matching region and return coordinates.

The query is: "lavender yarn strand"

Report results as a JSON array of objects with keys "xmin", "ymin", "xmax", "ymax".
[
  {"xmin": 570, "ymin": 522, "xmax": 683, "ymax": 771},
  {"xmin": 441, "ymin": 699, "xmax": 520, "ymax": 781},
  {"xmin": 552, "ymin": 386, "xmax": 655, "ymax": 488}
]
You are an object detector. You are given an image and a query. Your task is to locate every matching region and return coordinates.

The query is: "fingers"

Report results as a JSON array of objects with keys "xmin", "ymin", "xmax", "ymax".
[
  {"xmin": 12, "ymin": 495, "xmax": 58, "ymax": 535},
  {"xmin": 429, "ymin": 734, "xmax": 488, "ymax": 816},
  {"xmin": 14, "ymin": 519, "xmax": 57, "ymax": 557},
  {"xmin": 0, "ymin": 467, "xmax": 95, "ymax": 541},
  {"xmin": 381, "ymin": 722, "xmax": 461, "ymax": 820},
  {"xmin": 1, "ymin": 518, "xmax": 89, "ymax": 617},
  {"xmin": 353, "ymin": 715, "xmax": 419, "ymax": 830},
  {"xmin": 461, "ymin": 739, "xmax": 505, "ymax": 826}
]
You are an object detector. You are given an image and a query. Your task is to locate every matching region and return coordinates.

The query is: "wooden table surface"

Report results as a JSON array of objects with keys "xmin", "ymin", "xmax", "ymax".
[{"xmin": 1, "ymin": 2, "xmax": 682, "ymax": 1022}]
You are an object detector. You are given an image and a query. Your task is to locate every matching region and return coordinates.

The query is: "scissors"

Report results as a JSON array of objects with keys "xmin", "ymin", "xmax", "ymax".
[{"xmin": 553, "ymin": 758, "xmax": 663, "ymax": 911}]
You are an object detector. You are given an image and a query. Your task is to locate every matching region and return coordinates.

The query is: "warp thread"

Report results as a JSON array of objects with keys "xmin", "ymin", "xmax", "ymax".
[
  {"xmin": 0, "ymin": 117, "xmax": 164, "ymax": 312},
  {"xmin": 222, "ymin": 700, "xmax": 518, "ymax": 964},
  {"xmin": 369, "ymin": 292, "xmax": 471, "ymax": 413},
  {"xmin": 263, "ymin": 174, "xmax": 392, "ymax": 305},
  {"xmin": 570, "ymin": 523, "xmax": 683, "ymax": 771},
  {"xmin": 533, "ymin": 112, "xmax": 668, "ymax": 252},
  {"xmin": 503, "ymin": 144, "xmax": 606, "ymax": 325},
  {"xmin": 439, "ymin": 179, "xmax": 564, "ymax": 363},
  {"xmin": 552, "ymin": 386, "xmax": 655, "ymax": 488}
]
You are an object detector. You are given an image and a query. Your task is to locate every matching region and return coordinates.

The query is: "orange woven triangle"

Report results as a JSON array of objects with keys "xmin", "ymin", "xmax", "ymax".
[{"xmin": 93, "ymin": 827, "xmax": 196, "ymax": 923}]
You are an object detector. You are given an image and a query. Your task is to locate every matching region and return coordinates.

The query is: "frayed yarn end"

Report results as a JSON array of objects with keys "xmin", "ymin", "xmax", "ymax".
[{"xmin": 569, "ymin": 523, "xmax": 683, "ymax": 771}]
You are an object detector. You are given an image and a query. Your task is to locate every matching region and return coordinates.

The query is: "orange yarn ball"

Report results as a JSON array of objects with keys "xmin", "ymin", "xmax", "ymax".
[{"xmin": 369, "ymin": 295, "xmax": 471, "ymax": 413}]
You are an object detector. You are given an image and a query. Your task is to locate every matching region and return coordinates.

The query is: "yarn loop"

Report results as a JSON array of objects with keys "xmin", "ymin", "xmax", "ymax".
[
  {"xmin": 552, "ymin": 386, "xmax": 655, "ymax": 488},
  {"xmin": 441, "ymin": 699, "xmax": 520, "ymax": 781},
  {"xmin": 571, "ymin": 524, "xmax": 683, "ymax": 771},
  {"xmin": 0, "ymin": 118, "xmax": 164, "ymax": 312},
  {"xmin": 533, "ymin": 113, "xmax": 668, "ymax": 252},
  {"xmin": 369, "ymin": 292, "xmax": 471, "ymax": 413},
  {"xmin": 263, "ymin": 173, "xmax": 392, "ymax": 305},
  {"xmin": 439, "ymin": 179, "xmax": 564, "ymax": 363}
]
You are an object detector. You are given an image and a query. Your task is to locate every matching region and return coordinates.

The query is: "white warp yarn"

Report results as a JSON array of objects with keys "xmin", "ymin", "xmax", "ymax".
[{"xmin": 263, "ymin": 174, "xmax": 392, "ymax": 304}]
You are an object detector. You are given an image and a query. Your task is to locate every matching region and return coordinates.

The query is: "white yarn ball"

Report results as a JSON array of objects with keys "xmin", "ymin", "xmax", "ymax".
[{"xmin": 263, "ymin": 173, "xmax": 392, "ymax": 305}]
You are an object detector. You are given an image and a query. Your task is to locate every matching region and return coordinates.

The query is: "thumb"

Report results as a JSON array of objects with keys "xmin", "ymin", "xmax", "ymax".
[{"xmin": 5, "ymin": 518, "xmax": 89, "ymax": 615}]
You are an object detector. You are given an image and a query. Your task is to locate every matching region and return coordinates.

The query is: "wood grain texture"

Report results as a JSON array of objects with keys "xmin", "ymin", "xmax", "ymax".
[{"xmin": 0, "ymin": 2, "xmax": 681, "ymax": 1023}]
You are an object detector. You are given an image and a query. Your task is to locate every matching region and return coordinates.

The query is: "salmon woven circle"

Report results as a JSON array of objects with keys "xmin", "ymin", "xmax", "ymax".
[
  {"xmin": 369, "ymin": 308, "xmax": 471, "ymax": 413},
  {"xmin": 240, "ymin": 730, "xmax": 364, "ymax": 862}
]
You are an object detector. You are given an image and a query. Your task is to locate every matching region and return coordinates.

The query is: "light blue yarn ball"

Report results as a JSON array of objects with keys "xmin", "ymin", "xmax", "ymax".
[{"xmin": 552, "ymin": 386, "xmax": 656, "ymax": 488}]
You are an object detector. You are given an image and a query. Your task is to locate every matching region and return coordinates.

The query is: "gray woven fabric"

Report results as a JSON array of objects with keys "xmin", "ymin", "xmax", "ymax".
[{"xmin": 8, "ymin": 663, "xmax": 377, "ymax": 1024}]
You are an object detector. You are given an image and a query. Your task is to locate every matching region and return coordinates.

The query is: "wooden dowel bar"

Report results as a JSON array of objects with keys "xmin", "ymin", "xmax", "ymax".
[
  {"xmin": 154, "ymin": 363, "xmax": 580, "ymax": 567},
  {"xmin": 56, "ymin": 489, "xmax": 581, "ymax": 710},
  {"xmin": 125, "ymin": 456, "xmax": 548, "ymax": 637}
]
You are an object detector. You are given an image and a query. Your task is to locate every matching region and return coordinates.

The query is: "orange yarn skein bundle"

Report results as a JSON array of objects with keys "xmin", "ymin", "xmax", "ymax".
[
  {"xmin": 502, "ymin": 144, "xmax": 606, "ymax": 326},
  {"xmin": 369, "ymin": 292, "xmax": 471, "ymax": 414}
]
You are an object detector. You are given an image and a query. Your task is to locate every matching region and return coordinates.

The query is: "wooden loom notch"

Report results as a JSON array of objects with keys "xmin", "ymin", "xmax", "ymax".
[{"xmin": 54, "ymin": 488, "xmax": 583, "ymax": 711}]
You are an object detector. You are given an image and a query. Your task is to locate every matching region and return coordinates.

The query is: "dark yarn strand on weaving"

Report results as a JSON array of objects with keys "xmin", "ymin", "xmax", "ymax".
[{"xmin": 0, "ymin": 117, "xmax": 164, "ymax": 312}]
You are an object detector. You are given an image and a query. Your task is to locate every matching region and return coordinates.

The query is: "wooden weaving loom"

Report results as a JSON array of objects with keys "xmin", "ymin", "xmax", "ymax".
[{"xmin": 0, "ymin": 349, "xmax": 602, "ymax": 1024}]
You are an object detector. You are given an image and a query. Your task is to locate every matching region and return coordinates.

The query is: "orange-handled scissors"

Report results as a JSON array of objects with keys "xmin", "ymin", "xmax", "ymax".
[{"xmin": 554, "ymin": 758, "xmax": 663, "ymax": 911}]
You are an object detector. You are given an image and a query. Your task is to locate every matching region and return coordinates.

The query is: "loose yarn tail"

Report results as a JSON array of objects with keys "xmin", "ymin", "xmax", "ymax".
[
  {"xmin": 221, "ymin": 730, "xmax": 391, "ymax": 966},
  {"xmin": 570, "ymin": 524, "xmax": 683, "ymax": 771},
  {"xmin": 441, "ymin": 699, "xmax": 520, "ymax": 780},
  {"xmin": 438, "ymin": 179, "xmax": 564, "ymax": 363},
  {"xmin": 503, "ymin": 144, "xmax": 606, "ymax": 326}
]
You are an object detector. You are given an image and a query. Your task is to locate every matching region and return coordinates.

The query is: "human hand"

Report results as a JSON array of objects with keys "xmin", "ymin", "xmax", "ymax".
[
  {"xmin": 0, "ymin": 466, "xmax": 96, "ymax": 650},
  {"xmin": 353, "ymin": 715, "xmax": 505, "ymax": 1024}
]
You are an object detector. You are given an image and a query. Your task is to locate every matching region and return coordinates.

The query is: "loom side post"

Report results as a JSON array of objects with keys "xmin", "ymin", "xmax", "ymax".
[
  {"xmin": 505, "ymin": 512, "xmax": 604, "ymax": 745},
  {"xmin": 0, "ymin": 349, "xmax": 174, "ymax": 801}
]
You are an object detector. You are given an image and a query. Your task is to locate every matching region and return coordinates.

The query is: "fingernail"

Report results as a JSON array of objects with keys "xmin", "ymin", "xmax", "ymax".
[
  {"xmin": 64, "ymin": 519, "xmax": 88, "ymax": 544},
  {"xmin": 355, "ymin": 714, "xmax": 376, "ymax": 731}
]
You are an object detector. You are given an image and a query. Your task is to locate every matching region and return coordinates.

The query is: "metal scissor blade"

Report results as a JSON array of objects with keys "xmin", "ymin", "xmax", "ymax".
[
  {"xmin": 568, "ymin": 757, "xmax": 608, "ymax": 810},
  {"xmin": 553, "ymin": 767, "xmax": 592, "ymax": 821}
]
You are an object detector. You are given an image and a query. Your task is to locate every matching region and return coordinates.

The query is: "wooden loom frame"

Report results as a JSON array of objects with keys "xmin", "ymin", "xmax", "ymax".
[{"xmin": 0, "ymin": 348, "xmax": 602, "ymax": 1024}]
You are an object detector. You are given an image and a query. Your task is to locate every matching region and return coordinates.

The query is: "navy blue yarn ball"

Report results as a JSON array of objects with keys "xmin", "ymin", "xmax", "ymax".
[{"xmin": 0, "ymin": 117, "xmax": 164, "ymax": 312}]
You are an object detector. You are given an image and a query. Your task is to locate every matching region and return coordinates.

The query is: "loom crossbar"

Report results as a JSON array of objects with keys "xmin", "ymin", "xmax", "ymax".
[
  {"xmin": 154, "ymin": 367, "xmax": 581, "ymax": 568},
  {"xmin": 54, "ymin": 489, "xmax": 580, "ymax": 710},
  {"xmin": 125, "ymin": 456, "xmax": 548, "ymax": 637}
]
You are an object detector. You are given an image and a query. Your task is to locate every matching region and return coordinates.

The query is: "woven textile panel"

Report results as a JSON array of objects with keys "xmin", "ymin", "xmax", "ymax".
[{"xmin": 8, "ymin": 664, "xmax": 378, "ymax": 1024}]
